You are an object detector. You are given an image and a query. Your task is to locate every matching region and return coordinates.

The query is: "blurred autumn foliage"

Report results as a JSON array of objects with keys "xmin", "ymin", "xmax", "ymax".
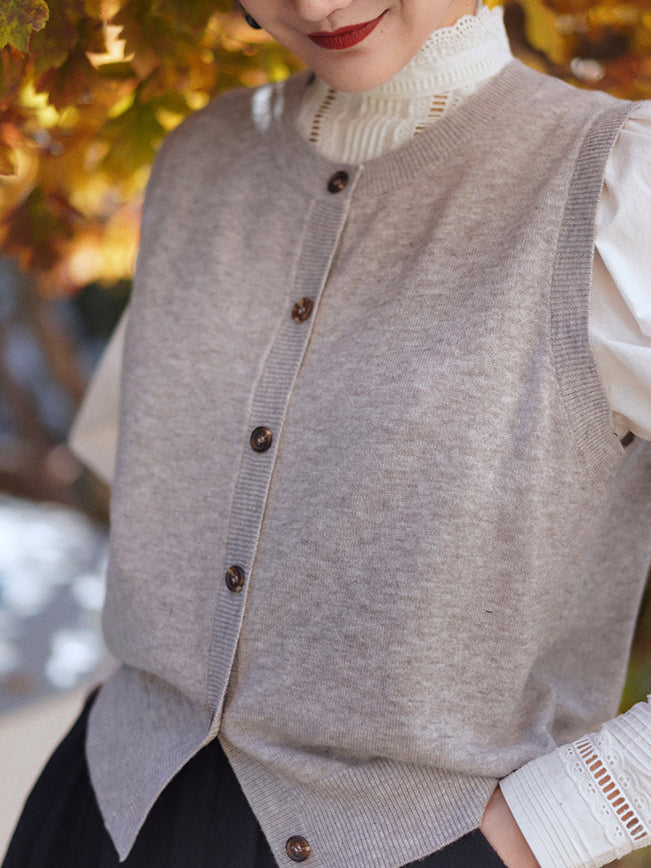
[{"xmin": 0, "ymin": 0, "xmax": 304, "ymax": 293}]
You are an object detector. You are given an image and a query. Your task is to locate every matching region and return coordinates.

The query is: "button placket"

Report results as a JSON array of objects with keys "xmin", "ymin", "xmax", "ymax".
[{"xmin": 207, "ymin": 184, "xmax": 357, "ymax": 719}]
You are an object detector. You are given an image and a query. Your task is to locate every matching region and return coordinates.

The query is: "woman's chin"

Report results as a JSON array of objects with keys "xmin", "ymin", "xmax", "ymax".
[{"xmin": 307, "ymin": 57, "xmax": 403, "ymax": 94}]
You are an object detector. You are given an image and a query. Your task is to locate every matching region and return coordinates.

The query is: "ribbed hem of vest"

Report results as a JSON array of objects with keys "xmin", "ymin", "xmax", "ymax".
[{"xmin": 220, "ymin": 735, "xmax": 498, "ymax": 868}]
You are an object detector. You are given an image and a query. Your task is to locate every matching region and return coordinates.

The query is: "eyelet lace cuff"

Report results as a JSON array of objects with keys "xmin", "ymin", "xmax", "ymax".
[{"xmin": 500, "ymin": 699, "xmax": 651, "ymax": 868}]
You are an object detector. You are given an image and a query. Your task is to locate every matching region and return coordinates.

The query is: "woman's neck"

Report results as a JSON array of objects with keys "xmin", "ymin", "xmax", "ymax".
[{"xmin": 295, "ymin": 3, "xmax": 512, "ymax": 164}]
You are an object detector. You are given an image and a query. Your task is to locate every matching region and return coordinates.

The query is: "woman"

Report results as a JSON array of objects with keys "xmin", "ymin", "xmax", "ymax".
[{"xmin": 5, "ymin": 1, "xmax": 651, "ymax": 866}]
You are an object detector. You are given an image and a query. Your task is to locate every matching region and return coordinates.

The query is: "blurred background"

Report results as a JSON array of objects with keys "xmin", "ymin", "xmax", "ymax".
[{"xmin": 0, "ymin": 0, "xmax": 650, "ymax": 863}]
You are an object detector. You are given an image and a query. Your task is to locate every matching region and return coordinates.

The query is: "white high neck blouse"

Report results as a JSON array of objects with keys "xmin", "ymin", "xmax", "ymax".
[{"xmin": 295, "ymin": 3, "xmax": 512, "ymax": 163}]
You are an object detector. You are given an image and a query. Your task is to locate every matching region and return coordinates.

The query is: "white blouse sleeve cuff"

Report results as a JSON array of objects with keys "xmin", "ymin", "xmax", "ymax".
[{"xmin": 499, "ymin": 700, "xmax": 651, "ymax": 868}]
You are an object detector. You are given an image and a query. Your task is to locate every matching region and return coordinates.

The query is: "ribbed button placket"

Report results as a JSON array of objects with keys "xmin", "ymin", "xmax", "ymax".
[{"xmin": 206, "ymin": 180, "xmax": 357, "ymax": 723}]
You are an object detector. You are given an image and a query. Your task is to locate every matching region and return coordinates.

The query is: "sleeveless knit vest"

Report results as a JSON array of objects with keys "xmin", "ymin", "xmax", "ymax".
[{"xmin": 87, "ymin": 61, "xmax": 650, "ymax": 866}]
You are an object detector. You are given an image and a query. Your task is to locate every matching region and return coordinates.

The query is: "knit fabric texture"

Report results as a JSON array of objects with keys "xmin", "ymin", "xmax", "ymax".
[{"xmin": 86, "ymin": 61, "xmax": 651, "ymax": 867}]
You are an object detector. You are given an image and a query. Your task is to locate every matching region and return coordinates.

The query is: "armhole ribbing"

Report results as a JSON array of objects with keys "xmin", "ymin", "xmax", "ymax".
[{"xmin": 550, "ymin": 100, "xmax": 641, "ymax": 488}]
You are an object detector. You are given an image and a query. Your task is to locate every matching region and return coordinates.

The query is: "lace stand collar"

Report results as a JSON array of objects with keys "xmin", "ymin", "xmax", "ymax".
[{"xmin": 295, "ymin": 3, "xmax": 513, "ymax": 163}]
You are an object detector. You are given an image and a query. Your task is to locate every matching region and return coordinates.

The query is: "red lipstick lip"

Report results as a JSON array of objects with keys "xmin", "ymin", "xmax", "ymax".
[{"xmin": 307, "ymin": 10, "xmax": 387, "ymax": 50}]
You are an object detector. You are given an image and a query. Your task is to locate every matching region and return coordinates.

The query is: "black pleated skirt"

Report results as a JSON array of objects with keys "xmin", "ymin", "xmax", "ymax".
[{"xmin": 3, "ymin": 691, "xmax": 505, "ymax": 868}]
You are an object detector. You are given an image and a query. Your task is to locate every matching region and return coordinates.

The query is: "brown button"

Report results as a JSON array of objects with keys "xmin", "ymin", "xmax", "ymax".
[
  {"xmin": 250, "ymin": 426, "xmax": 273, "ymax": 452},
  {"xmin": 327, "ymin": 170, "xmax": 349, "ymax": 193},
  {"xmin": 291, "ymin": 297, "xmax": 313, "ymax": 323},
  {"xmin": 285, "ymin": 836, "xmax": 311, "ymax": 862},
  {"xmin": 225, "ymin": 565, "xmax": 245, "ymax": 593}
]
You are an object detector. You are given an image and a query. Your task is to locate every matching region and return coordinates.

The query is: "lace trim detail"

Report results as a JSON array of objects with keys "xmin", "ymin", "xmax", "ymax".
[
  {"xmin": 308, "ymin": 88, "xmax": 337, "ymax": 145},
  {"xmin": 560, "ymin": 730, "xmax": 651, "ymax": 859},
  {"xmin": 413, "ymin": 91, "xmax": 468, "ymax": 135},
  {"xmin": 295, "ymin": 4, "xmax": 512, "ymax": 163},
  {"xmin": 411, "ymin": 3, "xmax": 501, "ymax": 69}
]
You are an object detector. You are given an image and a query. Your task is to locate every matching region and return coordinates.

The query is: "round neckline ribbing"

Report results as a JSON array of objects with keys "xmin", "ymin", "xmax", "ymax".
[{"xmin": 271, "ymin": 60, "xmax": 544, "ymax": 199}]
